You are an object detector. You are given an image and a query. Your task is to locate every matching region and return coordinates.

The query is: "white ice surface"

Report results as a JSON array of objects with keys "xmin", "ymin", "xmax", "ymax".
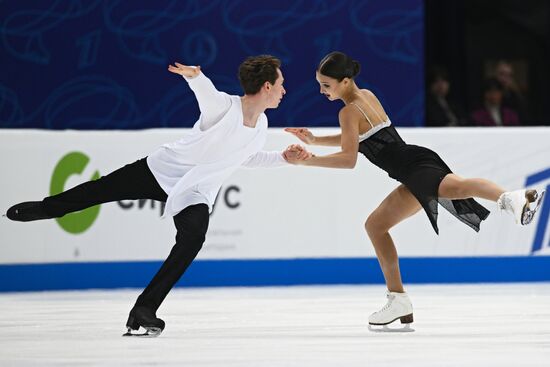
[{"xmin": 0, "ymin": 283, "xmax": 549, "ymax": 366}]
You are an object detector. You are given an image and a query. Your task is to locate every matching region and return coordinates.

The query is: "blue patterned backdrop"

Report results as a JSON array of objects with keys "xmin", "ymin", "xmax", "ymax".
[{"xmin": 0, "ymin": 0, "xmax": 424, "ymax": 129}]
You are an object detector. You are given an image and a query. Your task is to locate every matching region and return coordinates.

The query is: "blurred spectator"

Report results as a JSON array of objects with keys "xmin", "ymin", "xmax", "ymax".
[
  {"xmin": 492, "ymin": 60, "xmax": 529, "ymax": 122},
  {"xmin": 425, "ymin": 67, "xmax": 466, "ymax": 126},
  {"xmin": 470, "ymin": 78, "xmax": 519, "ymax": 126}
]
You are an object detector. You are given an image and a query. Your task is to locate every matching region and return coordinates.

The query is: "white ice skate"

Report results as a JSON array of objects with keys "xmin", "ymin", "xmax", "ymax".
[
  {"xmin": 368, "ymin": 291, "xmax": 414, "ymax": 332},
  {"xmin": 497, "ymin": 189, "xmax": 545, "ymax": 225}
]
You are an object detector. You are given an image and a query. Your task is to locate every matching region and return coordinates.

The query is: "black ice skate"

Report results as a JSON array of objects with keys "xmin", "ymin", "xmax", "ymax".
[
  {"xmin": 123, "ymin": 306, "xmax": 165, "ymax": 337},
  {"xmin": 6, "ymin": 201, "xmax": 53, "ymax": 222}
]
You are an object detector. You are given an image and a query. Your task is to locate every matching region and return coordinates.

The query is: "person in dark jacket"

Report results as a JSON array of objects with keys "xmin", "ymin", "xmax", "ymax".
[{"xmin": 471, "ymin": 78, "xmax": 519, "ymax": 126}]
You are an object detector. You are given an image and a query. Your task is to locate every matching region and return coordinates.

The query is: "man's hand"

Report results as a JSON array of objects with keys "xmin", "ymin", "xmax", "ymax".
[{"xmin": 168, "ymin": 62, "xmax": 201, "ymax": 78}]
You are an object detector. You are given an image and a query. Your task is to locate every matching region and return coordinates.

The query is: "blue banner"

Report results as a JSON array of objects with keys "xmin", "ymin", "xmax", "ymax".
[{"xmin": 1, "ymin": 0, "xmax": 423, "ymax": 129}]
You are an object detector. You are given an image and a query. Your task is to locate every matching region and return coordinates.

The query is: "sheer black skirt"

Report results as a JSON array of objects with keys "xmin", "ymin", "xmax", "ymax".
[{"xmin": 374, "ymin": 144, "xmax": 490, "ymax": 234}]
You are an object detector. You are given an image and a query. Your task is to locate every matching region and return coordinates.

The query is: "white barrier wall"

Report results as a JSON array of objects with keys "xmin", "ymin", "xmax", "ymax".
[{"xmin": 1, "ymin": 128, "xmax": 550, "ymax": 266}]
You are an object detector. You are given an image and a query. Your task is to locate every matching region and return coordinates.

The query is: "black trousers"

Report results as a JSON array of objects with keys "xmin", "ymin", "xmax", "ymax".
[{"xmin": 42, "ymin": 158, "xmax": 210, "ymax": 312}]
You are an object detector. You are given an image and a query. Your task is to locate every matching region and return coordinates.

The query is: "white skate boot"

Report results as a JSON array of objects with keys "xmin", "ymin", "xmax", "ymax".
[
  {"xmin": 368, "ymin": 291, "xmax": 414, "ymax": 332},
  {"xmin": 497, "ymin": 189, "xmax": 545, "ymax": 225}
]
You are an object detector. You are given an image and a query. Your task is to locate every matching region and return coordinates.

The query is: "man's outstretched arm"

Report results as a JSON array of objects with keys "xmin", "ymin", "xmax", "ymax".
[
  {"xmin": 168, "ymin": 62, "xmax": 231, "ymax": 130},
  {"xmin": 242, "ymin": 146, "xmax": 311, "ymax": 168}
]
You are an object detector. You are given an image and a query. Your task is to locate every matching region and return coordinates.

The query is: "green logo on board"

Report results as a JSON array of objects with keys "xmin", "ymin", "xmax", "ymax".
[{"xmin": 50, "ymin": 152, "xmax": 100, "ymax": 234}]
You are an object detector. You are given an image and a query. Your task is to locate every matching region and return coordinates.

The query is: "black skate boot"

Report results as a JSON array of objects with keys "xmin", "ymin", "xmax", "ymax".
[
  {"xmin": 123, "ymin": 306, "xmax": 165, "ymax": 337},
  {"xmin": 6, "ymin": 201, "xmax": 53, "ymax": 222}
]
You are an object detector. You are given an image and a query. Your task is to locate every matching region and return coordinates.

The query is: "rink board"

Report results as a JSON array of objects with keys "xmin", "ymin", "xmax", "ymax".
[
  {"xmin": 1, "ymin": 128, "xmax": 549, "ymax": 291},
  {"xmin": 1, "ymin": 257, "xmax": 550, "ymax": 292}
]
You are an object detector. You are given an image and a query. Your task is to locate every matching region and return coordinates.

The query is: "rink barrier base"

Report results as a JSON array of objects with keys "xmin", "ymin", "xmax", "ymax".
[{"xmin": 1, "ymin": 256, "xmax": 550, "ymax": 292}]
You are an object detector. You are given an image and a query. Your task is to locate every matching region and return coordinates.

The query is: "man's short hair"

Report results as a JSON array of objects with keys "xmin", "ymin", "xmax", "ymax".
[{"xmin": 238, "ymin": 55, "xmax": 281, "ymax": 95}]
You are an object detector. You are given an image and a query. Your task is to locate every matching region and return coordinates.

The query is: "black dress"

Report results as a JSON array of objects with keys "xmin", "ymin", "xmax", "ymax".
[{"xmin": 358, "ymin": 124, "xmax": 490, "ymax": 234}]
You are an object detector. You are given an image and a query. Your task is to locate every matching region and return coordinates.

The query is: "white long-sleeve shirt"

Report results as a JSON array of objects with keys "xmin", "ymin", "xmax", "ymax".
[{"xmin": 147, "ymin": 72, "xmax": 287, "ymax": 217}]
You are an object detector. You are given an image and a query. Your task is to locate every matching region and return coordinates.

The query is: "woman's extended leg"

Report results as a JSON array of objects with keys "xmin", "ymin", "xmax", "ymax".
[
  {"xmin": 438, "ymin": 173, "xmax": 544, "ymax": 225},
  {"xmin": 438, "ymin": 173, "xmax": 505, "ymax": 201}
]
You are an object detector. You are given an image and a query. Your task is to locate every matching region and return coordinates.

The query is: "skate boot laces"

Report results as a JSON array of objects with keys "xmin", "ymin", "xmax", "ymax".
[{"xmin": 381, "ymin": 293, "xmax": 395, "ymax": 311}]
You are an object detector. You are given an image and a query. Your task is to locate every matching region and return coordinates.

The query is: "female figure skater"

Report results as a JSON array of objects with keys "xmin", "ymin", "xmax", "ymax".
[{"xmin": 284, "ymin": 51, "xmax": 544, "ymax": 330}]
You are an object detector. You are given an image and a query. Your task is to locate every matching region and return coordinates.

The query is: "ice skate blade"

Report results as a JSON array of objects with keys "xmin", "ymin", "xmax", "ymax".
[
  {"xmin": 122, "ymin": 327, "xmax": 163, "ymax": 338},
  {"xmin": 521, "ymin": 190, "xmax": 545, "ymax": 225},
  {"xmin": 368, "ymin": 324, "xmax": 414, "ymax": 333}
]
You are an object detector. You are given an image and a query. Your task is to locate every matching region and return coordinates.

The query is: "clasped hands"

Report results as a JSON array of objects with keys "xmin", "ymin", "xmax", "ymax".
[
  {"xmin": 283, "ymin": 127, "xmax": 315, "ymax": 164},
  {"xmin": 283, "ymin": 144, "xmax": 312, "ymax": 164}
]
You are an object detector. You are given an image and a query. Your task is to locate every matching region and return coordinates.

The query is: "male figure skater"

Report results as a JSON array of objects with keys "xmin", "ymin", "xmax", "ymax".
[{"xmin": 6, "ymin": 55, "xmax": 309, "ymax": 337}]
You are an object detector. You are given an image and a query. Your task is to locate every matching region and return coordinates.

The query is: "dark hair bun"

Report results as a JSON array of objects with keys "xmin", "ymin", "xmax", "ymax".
[
  {"xmin": 317, "ymin": 51, "xmax": 361, "ymax": 81},
  {"xmin": 351, "ymin": 60, "xmax": 361, "ymax": 78}
]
